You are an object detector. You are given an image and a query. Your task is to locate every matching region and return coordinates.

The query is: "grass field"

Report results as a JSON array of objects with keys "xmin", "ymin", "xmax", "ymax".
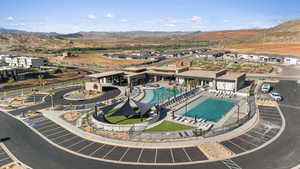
[
  {"xmin": 145, "ymin": 120, "xmax": 196, "ymax": 132},
  {"xmin": 104, "ymin": 108, "xmax": 149, "ymax": 125}
]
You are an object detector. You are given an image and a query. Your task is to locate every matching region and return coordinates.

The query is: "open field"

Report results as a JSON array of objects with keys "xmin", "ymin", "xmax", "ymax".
[
  {"xmin": 0, "ymin": 71, "xmax": 86, "ymax": 90},
  {"xmin": 223, "ymin": 43, "xmax": 300, "ymax": 57},
  {"xmin": 50, "ymin": 53, "xmax": 146, "ymax": 66}
]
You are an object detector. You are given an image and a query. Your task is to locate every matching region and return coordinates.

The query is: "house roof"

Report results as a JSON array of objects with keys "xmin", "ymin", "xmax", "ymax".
[
  {"xmin": 216, "ymin": 73, "xmax": 245, "ymax": 81},
  {"xmin": 177, "ymin": 70, "xmax": 217, "ymax": 79}
]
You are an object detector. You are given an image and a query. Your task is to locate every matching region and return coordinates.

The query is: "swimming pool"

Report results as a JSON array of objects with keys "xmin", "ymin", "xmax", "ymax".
[
  {"xmin": 140, "ymin": 87, "xmax": 182, "ymax": 105},
  {"xmin": 175, "ymin": 97, "xmax": 237, "ymax": 122}
]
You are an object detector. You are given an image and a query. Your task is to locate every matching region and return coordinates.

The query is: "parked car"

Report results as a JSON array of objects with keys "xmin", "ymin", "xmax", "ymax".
[
  {"xmin": 261, "ymin": 84, "xmax": 271, "ymax": 93},
  {"xmin": 269, "ymin": 92, "xmax": 283, "ymax": 101}
]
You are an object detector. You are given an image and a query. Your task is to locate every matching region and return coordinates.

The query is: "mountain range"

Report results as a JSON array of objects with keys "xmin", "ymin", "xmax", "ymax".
[{"xmin": 1, "ymin": 19, "xmax": 300, "ymax": 52}]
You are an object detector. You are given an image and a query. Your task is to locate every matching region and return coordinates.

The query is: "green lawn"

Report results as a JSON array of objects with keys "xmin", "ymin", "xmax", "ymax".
[
  {"xmin": 104, "ymin": 107, "xmax": 149, "ymax": 125},
  {"xmin": 105, "ymin": 114, "xmax": 149, "ymax": 124},
  {"xmin": 145, "ymin": 120, "xmax": 196, "ymax": 132}
]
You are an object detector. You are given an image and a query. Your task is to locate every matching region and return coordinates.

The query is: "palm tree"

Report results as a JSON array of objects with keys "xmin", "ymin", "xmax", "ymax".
[
  {"xmin": 37, "ymin": 74, "xmax": 44, "ymax": 88},
  {"xmin": 7, "ymin": 77, "xmax": 15, "ymax": 86},
  {"xmin": 166, "ymin": 88, "xmax": 171, "ymax": 101},
  {"xmin": 2, "ymin": 91, "xmax": 7, "ymax": 97},
  {"xmin": 80, "ymin": 80, "xmax": 85, "ymax": 93},
  {"xmin": 173, "ymin": 85, "xmax": 178, "ymax": 98},
  {"xmin": 32, "ymin": 88, "xmax": 39, "ymax": 103},
  {"xmin": 6, "ymin": 78, "xmax": 15, "ymax": 96}
]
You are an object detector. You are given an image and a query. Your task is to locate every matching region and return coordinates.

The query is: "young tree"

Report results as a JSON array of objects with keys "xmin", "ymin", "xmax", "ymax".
[
  {"xmin": 173, "ymin": 85, "xmax": 177, "ymax": 98},
  {"xmin": 37, "ymin": 74, "xmax": 44, "ymax": 88},
  {"xmin": 166, "ymin": 88, "xmax": 171, "ymax": 101},
  {"xmin": 7, "ymin": 77, "xmax": 15, "ymax": 86}
]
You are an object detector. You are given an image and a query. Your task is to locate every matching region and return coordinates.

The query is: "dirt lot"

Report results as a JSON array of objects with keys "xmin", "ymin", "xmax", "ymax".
[
  {"xmin": 0, "ymin": 71, "xmax": 86, "ymax": 90},
  {"xmin": 49, "ymin": 53, "xmax": 146, "ymax": 66},
  {"xmin": 223, "ymin": 43, "xmax": 300, "ymax": 57}
]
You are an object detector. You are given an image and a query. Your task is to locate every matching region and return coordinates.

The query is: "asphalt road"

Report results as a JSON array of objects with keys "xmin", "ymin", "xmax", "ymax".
[
  {"xmin": 8, "ymin": 86, "xmax": 121, "ymax": 116},
  {"xmin": 1, "ymin": 80, "xmax": 300, "ymax": 169}
]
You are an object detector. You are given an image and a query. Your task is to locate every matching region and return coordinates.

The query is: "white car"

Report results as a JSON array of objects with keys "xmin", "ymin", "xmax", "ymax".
[
  {"xmin": 261, "ymin": 84, "xmax": 271, "ymax": 93},
  {"xmin": 269, "ymin": 92, "xmax": 283, "ymax": 101}
]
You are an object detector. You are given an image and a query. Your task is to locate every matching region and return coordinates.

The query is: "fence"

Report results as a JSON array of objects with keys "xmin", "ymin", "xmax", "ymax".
[{"xmin": 203, "ymin": 95, "xmax": 257, "ymax": 138}]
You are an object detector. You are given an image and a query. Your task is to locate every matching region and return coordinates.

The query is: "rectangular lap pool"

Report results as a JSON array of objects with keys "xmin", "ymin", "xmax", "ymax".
[
  {"xmin": 175, "ymin": 97, "xmax": 237, "ymax": 122},
  {"xmin": 140, "ymin": 87, "xmax": 182, "ymax": 105}
]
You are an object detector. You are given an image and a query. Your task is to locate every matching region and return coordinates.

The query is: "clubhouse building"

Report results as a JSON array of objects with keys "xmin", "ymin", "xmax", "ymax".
[{"xmin": 85, "ymin": 66, "xmax": 246, "ymax": 92}]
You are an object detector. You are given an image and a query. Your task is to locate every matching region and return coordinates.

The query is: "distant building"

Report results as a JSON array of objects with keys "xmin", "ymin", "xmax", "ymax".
[
  {"xmin": 3, "ymin": 56, "xmax": 47, "ymax": 68},
  {"xmin": 62, "ymin": 52, "xmax": 72, "ymax": 58}
]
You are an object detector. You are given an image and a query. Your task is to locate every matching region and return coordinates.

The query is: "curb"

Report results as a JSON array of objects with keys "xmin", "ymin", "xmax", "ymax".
[{"xmin": 0, "ymin": 143, "xmax": 33, "ymax": 169}]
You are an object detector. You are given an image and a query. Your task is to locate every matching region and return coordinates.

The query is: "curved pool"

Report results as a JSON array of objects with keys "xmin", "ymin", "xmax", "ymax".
[{"xmin": 140, "ymin": 87, "xmax": 182, "ymax": 105}]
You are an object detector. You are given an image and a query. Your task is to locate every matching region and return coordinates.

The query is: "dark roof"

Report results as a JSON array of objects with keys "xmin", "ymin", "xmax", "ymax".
[
  {"xmin": 100, "ymin": 101, "xmax": 122, "ymax": 114},
  {"xmin": 133, "ymin": 100, "xmax": 153, "ymax": 115},
  {"xmin": 100, "ymin": 98, "xmax": 153, "ymax": 117},
  {"xmin": 111, "ymin": 99, "xmax": 137, "ymax": 116}
]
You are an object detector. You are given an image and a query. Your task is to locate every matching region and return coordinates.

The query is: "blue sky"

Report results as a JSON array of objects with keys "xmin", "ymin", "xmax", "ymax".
[{"xmin": 1, "ymin": 0, "xmax": 300, "ymax": 33}]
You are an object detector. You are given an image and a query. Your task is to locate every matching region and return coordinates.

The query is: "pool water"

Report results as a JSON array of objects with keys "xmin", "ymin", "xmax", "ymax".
[
  {"xmin": 175, "ymin": 97, "xmax": 237, "ymax": 122},
  {"xmin": 140, "ymin": 87, "xmax": 182, "ymax": 105}
]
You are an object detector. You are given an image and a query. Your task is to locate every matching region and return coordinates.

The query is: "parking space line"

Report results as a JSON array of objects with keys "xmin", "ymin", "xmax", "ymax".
[
  {"xmin": 119, "ymin": 147, "xmax": 129, "ymax": 161},
  {"xmin": 35, "ymin": 123, "xmax": 57, "ymax": 130},
  {"xmin": 52, "ymin": 133, "xmax": 73, "ymax": 142},
  {"xmin": 77, "ymin": 142, "xmax": 95, "ymax": 153},
  {"xmin": 0, "ymin": 157, "xmax": 10, "ymax": 162},
  {"xmin": 260, "ymin": 112, "xmax": 281, "ymax": 117},
  {"xmin": 244, "ymin": 133, "xmax": 268, "ymax": 142},
  {"xmin": 154, "ymin": 148, "xmax": 157, "ymax": 163},
  {"xmin": 136, "ymin": 149, "xmax": 144, "ymax": 162},
  {"xmin": 236, "ymin": 136, "xmax": 259, "ymax": 147},
  {"xmin": 250, "ymin": 130, "xmax": 272, "ymax": 139},
  {"xmin": 170, "ymin": 149, "xmax": 175, "ymax": 163},
  {"xmin": 252, "ymin": 127, "xmax": 267, "ymax": 133},
  {"xmin": 66, "ymin": 139, "xmax": 85, "ymax": 149},
  {"xmin": 34, "ymin": 120, "xmax": 52, "ymax": 127},
  {"xmin": 103, "ymin": 146, "xmax": 116, "ymax": 158},
  {"xmin": 228, "ymin": 140, "xmax": 247, "ymax": 152},
  {"xmin": 40, "ymin": 126, "xmax": 62, "ymax": 134},
  {"xmin": 261, "ymin": 115, "xmax": 281, "ymax": 120},
  {"xmin": 89, "ymin": 144, "xmax": 106, "ymax": 156},
  {"xmin": 0, "ymin": 152, "xmax": 6, "ymax": 155},
  {"xmin": 222, "ymin": 159, "xmax": 242, "ymax": 169},
  {"xmin": 182, "ymin": 148, "xmax": 192, "ymax": 162},
  {"xmin": 44, "ymin": 130, "xmax": 66, "ymax": 137}
]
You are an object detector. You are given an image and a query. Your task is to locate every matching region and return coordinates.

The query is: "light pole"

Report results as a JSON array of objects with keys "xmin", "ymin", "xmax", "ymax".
[
  {"xmin": 185, "ymin": 88, "xmax": 188, "ymax": 115},
  {"xmin": 48, "ymin": 92, "xmax": 55, "ymax": 109},
  {"xmin": 237, "ymin": 104, "xmax": 240, "ymax": 124},
  {"xmin": 32, "ymin": 88, "xmax": 39, "ymax": 103}
]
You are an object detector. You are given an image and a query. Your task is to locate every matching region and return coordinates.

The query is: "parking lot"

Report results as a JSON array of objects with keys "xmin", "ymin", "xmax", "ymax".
[
  {"xmin": 0, "ymin": 146, "xmax": 13, "ymax": 167},
  {"xmin": 220, "ymin": 105, "xmax": 282, "ymax": 154},
  {"xmin": 25, "ymin": 115, "xmax": 209, "ymax": 164}
]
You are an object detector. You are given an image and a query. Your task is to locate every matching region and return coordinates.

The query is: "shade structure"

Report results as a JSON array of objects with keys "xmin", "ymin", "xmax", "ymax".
[
  {"xmin": 110, "ymin": 99, "xmax": 137, "ymax": 116},
  {"xmin": 132, "ymin": 100, "xmax": 153, "ymax": 116},
  {"xmin": 100, "ymin": 97, "xmax": 153, "ymax": 117},
  {"xmin": 100, "ymin": 101, "xmax": 122, "ymax": 114}
]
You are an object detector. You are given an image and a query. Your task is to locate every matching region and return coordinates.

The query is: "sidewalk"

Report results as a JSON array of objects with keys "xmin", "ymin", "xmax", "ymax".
[{"xmin": 41, "ymin": 109, "xmax": 258, "ymax": 148}]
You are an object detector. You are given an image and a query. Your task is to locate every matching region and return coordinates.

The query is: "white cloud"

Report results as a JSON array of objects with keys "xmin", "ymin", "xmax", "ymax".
[
  {"xmin": 163, "ymin": 23, "xmax": 176, "ymax": 27},
  {"xmin": 87, "ymin": 14, "xmax": 96, "ymax": 20},
  {"xmin": 6, "ymin": 16, "xmax": 14, "ymax": 21},
  {"xmin": 105, "ymin": 13, "xmax": 114, "ymax": 18},
  {"xmin": 10, "ymin": 22, "xmax": 26, "ymax": 26},
  {"xmin": 190, "ymin": 16, "xmax": 202, "ymax": 21},
  {"xmin": 120, "ymin": 19, "xmax": 128, "ymax": 22},
  {"xmin": 223, "ymin": 19, "xmax": 230, "ymax": 23}
]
